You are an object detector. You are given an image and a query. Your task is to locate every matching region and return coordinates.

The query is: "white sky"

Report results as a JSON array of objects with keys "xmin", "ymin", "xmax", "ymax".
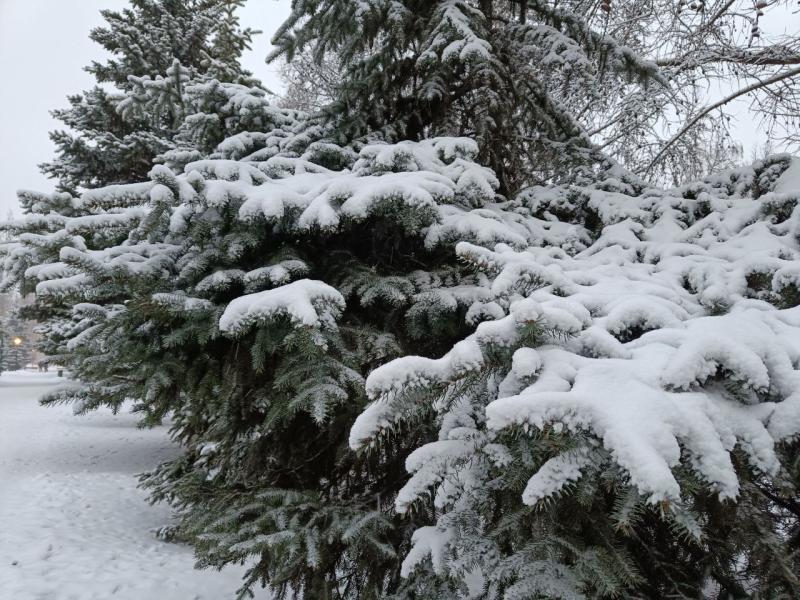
[
  {"xmin": 0, "ymin": 0, "xmax": 290, "ymax": 216},
  {"xmin": 0, "ymin": 1, "xmax": 791, "ymax": 217}
]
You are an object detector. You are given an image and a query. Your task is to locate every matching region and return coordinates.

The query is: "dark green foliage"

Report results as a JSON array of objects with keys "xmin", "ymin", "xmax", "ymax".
[{"xmin": 484, "ymin": 434, "xmax": 800, "ymax": 599}]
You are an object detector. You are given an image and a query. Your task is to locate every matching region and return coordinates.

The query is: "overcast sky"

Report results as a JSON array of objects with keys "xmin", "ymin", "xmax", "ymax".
[
  {"xmin": 0, "ymin": 1, "xmax": 791, "ymax": 217},
  {"xmin": 0, "ymin": 0, "xmax": 290, "ymax": 216}
]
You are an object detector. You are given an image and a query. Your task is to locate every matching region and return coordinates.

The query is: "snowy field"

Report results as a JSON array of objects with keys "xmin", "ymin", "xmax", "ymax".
[{"xmin": 0, "ymin": 371, "xmax": 262, "ymax": 600}]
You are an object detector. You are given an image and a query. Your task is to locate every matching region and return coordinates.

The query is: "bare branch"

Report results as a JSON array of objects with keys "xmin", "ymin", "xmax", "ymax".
[
  {"xmin": 657, "ymin": 46, "xmax": 800, "ymax": 68},
  {"xmin": 645, "ymin": 65, "xmax": 800, "ymax": 174}
]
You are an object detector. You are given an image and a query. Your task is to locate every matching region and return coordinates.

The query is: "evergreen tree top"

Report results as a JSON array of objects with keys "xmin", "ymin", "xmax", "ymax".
[
  {"xmin": 41, "ymin": 0, "xmax": 259, "ymax": 194},
  {"xmin": 89, "ymin": 0, "xmax": 256, "ymax": 87}
]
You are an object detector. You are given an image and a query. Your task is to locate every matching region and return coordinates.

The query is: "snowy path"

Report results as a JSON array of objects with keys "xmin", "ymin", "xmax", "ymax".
[{"xmin": 0, "ymin": 371, "xmax": 261, "ymax": 600}]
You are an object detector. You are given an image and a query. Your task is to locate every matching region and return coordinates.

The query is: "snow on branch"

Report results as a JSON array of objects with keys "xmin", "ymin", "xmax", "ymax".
[
  {"xmin": 218, "ymin": 279, "xmax": 346, "ymax": 335},
  {"xmin": 354, "ymin": 155, "xmax": 800, "ymax": 514}
]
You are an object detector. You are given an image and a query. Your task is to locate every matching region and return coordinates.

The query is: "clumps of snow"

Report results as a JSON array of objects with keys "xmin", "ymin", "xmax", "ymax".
[
  {"xmin": 656, "ymin": 309, "xmax": 797, "ymax": 395},
  {"xmin": 78, "ymin": 182, "xmax": 155, "ymax": 210},
  {"xmin": 397, "ymin": 437, "xmax": 477, "ymax": 514},
  {"xmin": 151, "ymin": 292, "xmax": 214, "ymax": 314},
  {"xmin": 485, "ymin": 346, "xmax": 753, "ymax": 503},
  {"xmin": 400, "ymin": 526, "xmax": 452, "ymax": 578},
  {"xmin": 195, "ymin": 269, "xmax": 246, "ymax": 294},
  {"xmin": 351, "ymin": 339, "xmax": 484, "ymax": 450},
  {"xmin": 356, "ymin": 156, "xmax": 800, "ymax": 519},
  {"xmin": 604, "ymin": 297, "xmax": 683, "ymax": 340},
  {"xmin": 365, "ymin": 338, "xmax": 485, "ymax": 399},
  {"xmin": 243, "ymin": 259, "xmax": 309, "ymax": 291},
  {"xmin": 521, "ymin": 444, "xmax": 595, "ymax": 506},
  {"xmin": 36, "ymin": 274, "xmax": 91, "ymax": 298},
  {"xmin": 166, "ymin": 138, "xmax": 506, "ymax": 247},
  {"xmin": 1, "ymin": 137, "xmax": 518, "ymax": 369},
  {"xmin": 218, "ymin": 279, "xmax": 345, "ymax": 335}
]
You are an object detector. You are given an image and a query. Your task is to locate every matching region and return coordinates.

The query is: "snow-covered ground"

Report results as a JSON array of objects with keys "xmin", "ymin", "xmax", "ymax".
[{"xmin": 0, "ymin": 370, "xmax": 261, "ymax": 600}]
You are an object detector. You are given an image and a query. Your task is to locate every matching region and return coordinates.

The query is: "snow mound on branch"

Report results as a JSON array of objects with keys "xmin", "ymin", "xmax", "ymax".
[{"xmin": 219, "ymin": 279, "xmax": 345, "ymax": 334}]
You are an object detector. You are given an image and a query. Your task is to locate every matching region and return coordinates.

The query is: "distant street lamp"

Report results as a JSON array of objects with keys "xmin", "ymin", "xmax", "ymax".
[{"xmin": 12, "ymin": 337, "xmax": 22, "ymax": 346}]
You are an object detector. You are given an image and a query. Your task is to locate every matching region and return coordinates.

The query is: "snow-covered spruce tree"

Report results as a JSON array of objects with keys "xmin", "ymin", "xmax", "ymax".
[
  {"xmin": 271, "ymin": 0, "xmax": 664, "ymax": 195},
  {"xmin": 6, "ymin": 0, "xmax": 294, "ymax": 394},
  {"xmin": 2, "ymin": 130, "xmax": 548, "ymax": 596},
  {"xmin": 351, "ymin": 156, "xmax": 800, "ymax": 597},
  {"xmin": 3, "ymin": 75, "xmax": 300, "ymax": 392},
  {"xmin": 41, "ymin": 0, "xmax": 257, "ymax": 193},
  {"xmin": 7, "ymin": 2, "xmax": 799, "ymax": 599}
]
